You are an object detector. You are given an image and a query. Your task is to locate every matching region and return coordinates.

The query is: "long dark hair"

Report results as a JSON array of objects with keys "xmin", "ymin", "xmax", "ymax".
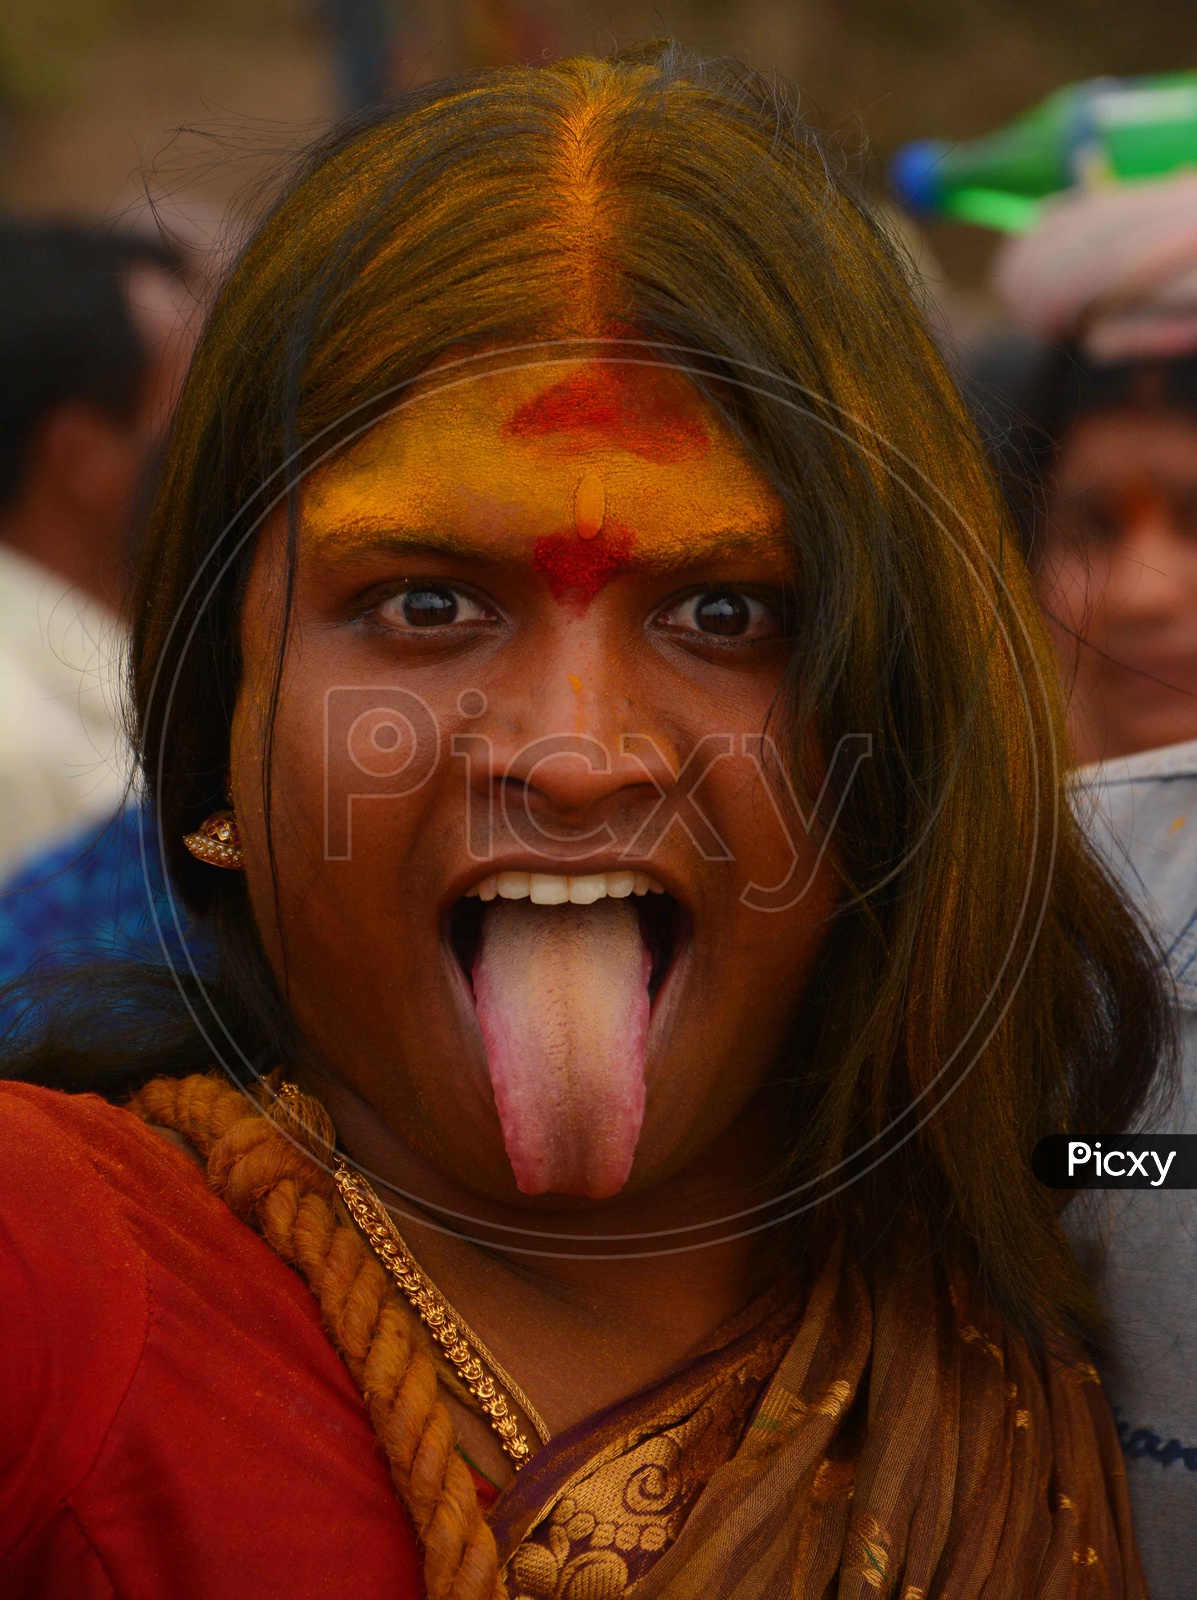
[{"xmin": 5, "ymin": 45, "xmax": 1173, "ymax": 1339}]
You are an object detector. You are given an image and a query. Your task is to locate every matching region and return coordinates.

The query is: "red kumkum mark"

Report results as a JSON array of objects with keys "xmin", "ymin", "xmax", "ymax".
[
  {"xmin": 504, "ymin": 365, "xmax": 710, "ymax": 464},
  {"xmin": 532, "ymin": 521, "xmax": 636, "ymax": 609}
]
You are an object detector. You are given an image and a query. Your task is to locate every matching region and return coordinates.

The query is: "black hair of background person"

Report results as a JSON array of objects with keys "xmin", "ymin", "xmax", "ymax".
[
  {"xmin": 0, "ymin": 223, "xmax": 185, "ymax": 511},
  {"xmin": 963, "ymin": 337, "xmax": 1197, "ymax": 566}
]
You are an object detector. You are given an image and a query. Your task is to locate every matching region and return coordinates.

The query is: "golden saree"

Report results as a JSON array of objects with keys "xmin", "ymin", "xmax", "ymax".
[{"xmin": 491, "ymin": 1239, "xmax": 1144, "ymax": 1599}]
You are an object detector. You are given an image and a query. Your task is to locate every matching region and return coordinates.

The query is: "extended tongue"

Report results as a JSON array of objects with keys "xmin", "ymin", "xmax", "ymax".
[{"xmin": 472, "ymin": 897, "xmax": 651, "ymax": 1198}]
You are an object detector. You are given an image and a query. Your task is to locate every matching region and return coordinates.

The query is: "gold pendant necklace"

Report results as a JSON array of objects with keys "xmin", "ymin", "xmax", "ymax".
[
  {"xmin": 274, "ymin": 1084, "xmax": 550, "ymax": 1467},
  {"xmin": 333, "ymin": 1164, "xmax": 551, "ymax": 1465}
]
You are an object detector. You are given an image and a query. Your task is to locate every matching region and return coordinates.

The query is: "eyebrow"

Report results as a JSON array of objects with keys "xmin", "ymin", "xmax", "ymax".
[
  {"xmin": 302, "ymin": 495, "xmax": 790, "ymax": 565},
  {"xmin": 690, "ymin": 528, "xmax": 788, "ymax": 557},
  {"xmin": 302, "ymin": 524, "xmax": 485, "ymax": 562},
  {"xmin": 306, "ymin": 525, "xmax": 788, "ymax": 566}
]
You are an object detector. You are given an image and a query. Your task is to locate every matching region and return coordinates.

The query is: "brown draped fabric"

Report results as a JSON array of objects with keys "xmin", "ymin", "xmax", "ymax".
[
  {"xmin": 491, "ymin": 1239, "xmax": 1144, "ymax": 1600},
  {"xmin": 130, "ymin": 1076, "xmax": 1144, "ymax": 1600}
]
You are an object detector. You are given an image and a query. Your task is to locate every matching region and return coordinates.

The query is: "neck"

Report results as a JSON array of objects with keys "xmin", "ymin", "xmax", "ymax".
[{"xmin": 311, "ymin": 1070, "xmax": 792, "ymax": 1478}]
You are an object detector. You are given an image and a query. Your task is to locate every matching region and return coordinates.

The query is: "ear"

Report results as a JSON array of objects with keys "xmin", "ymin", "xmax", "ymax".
[{"xmin": 34, "ymin": 399, "xmax": 144, "ymax": 518}]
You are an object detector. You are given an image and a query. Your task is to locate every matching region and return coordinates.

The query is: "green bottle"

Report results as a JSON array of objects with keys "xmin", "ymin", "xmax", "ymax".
[{"xmin": 891, "ymin": 72, "xmax": 1197, "ymax": 232}]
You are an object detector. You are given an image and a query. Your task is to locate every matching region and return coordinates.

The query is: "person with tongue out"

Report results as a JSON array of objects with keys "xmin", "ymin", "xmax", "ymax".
[{"xmin": 0, "ymin": 47, "xmax": 1167, "ymax": 1600}]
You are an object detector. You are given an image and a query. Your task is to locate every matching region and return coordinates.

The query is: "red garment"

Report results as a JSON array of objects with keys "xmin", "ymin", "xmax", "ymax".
[{"xmin": 0, "ymin": 1081, "xmax": 467, "ymax": 1599}]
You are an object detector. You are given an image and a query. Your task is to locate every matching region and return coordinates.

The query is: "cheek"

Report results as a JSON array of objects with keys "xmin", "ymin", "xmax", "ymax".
[
  {"xmin": 227, "ymin": 688, "xmax": 325, "ymax": 951},
  {"xmin": 1176, "ymin": 545, "xmax": 1197, "ymax": 594},
  {"xmin": 229, "ymin": 609, "xmax": 361, "ymax": 913},
  {"xmin": 231, "ymin": 644, "xmax": 468, "ymax": 935},
  {"xmin": 702, "ymin": 741, "xmax": 840, "ymax": 929}
]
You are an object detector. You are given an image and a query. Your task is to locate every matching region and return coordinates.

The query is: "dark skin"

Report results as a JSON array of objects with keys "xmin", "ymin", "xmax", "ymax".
[{"xmin": 229, "ymin": 361, "xmax": 838, "ymax": 1485}]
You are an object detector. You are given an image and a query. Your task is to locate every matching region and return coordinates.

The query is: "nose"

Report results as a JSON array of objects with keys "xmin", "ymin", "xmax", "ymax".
[{"xmin": 462, "ymin": 611, "xmax": 677, "ymax": 826}]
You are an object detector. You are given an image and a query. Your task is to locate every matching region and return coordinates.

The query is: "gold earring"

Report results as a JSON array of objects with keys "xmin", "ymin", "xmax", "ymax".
[{"xmin": 183, "ymin": 810, "xmax": 244, "ymax": 869}]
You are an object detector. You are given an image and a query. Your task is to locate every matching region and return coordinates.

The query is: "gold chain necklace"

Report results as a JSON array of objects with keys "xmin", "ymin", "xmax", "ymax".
[{"xmin": 275, "ymin": 1082, "xmax": 550, "ymax": 1467}]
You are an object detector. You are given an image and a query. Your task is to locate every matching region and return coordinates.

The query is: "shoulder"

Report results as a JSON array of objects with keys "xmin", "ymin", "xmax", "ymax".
[
  {"xmin": 0, "ymin": 1081, "xmax": 238, "ymax": 1315},
  {"xmin": 0, "ymin": 1077, "xmax": 200, "ymax": 1206},
  {"xmin": 0, "ymin": 1082, "xmax": 186, "ymax": 1549},
  {"xmin": 0, "ymin": 1077, "xmax": 208, "ymax": 1347},
  {"xmin": 0, "ymin": 1082, "xmax": 430, "ymax": 1595}
]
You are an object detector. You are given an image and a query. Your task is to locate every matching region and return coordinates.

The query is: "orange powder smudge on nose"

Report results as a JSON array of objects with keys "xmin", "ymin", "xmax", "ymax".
[
  {"xmin": 568, "ymin": 671, "xmax": 585, "ymax": 731},
  {"xmin": 504, "ymin": 366, "xmax": 710, "ymax": 464},
  {"xmin": 532, "ymin": 519, "xmax": 635, "ymax": 607}
]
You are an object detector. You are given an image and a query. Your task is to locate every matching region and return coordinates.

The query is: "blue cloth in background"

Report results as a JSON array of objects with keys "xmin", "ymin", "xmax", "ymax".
[{"xmin": 0, "ymin": 806, "xmax": 197, "ymax": 1014}]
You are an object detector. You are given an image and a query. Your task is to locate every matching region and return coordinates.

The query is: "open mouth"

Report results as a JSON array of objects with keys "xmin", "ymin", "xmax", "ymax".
[
  {"xmin": 447, "ymin": 870, "xmax": 685, "ymax": 1005},
  {"xmin": 443, "ymin": 870, "xmax": 690, "ymax": 1200}
]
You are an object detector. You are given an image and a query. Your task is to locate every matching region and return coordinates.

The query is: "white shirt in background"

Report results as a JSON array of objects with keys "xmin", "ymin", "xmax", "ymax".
[
  {"xmin": 0, "ymin": 543, "xmax": 130, "ymax": 877},
  {"xmin": 1075, "ymin": 739, "xmax": 1197, "ymax": 1596}
]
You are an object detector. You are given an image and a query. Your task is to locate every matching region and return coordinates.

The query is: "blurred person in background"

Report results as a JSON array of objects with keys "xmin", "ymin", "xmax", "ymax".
[
  {"xmin": 975, "ymin": 173, "xmax": 1197, "ymax": 1591},
  {"xmin": 1075, "ymin": 736, "xmax": 1197, "ymax": 1594},
  {"xmin": 0, "ymin": 222, "xmax": 194, "ymax": 876},
  {"xmin": 0, "ymin": 223, "xmax": 199, "ymax": 1010},
  {"xmin": 984, "ymin": 174, "xmax": 1197, "ymax": 766}
]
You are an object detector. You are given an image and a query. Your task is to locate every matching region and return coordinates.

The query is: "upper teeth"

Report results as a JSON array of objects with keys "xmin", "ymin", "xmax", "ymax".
[{"xmin": 464, "ymin": 870, "xmax": 666, "ymax": 905}]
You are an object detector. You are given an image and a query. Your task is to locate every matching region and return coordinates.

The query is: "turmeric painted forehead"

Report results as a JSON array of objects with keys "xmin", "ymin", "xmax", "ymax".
[{"xmin": 301, "ymin": 360, "xmax": 783, "ymax": 580}]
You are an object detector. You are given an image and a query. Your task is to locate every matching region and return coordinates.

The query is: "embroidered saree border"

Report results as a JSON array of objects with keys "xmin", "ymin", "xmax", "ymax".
[
  {"xmin": 493, "ymin": 1241, "xmax": 1146, "ymax": 1600},
  {"xmin": 490, "ymin": 1284, "xmax": 803, "ymax": 1594}
]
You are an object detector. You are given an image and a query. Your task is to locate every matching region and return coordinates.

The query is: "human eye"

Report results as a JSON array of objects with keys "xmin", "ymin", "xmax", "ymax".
[
  {"xmin": 1053, "ymin": 489, "xmax": 1123, "ymax": 550},
  {"xmin": 655, "ymin": 588, "xmax": 786, "ymax": 641},
  {"xmin": 1078, "ymin": 496, "xmax": 1123, "ymax": 547},
  {"xmin": 373, "ymin": 582, "xmax": 496, "ymax": 630}
]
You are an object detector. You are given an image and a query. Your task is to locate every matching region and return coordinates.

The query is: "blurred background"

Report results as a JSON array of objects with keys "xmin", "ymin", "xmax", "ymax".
[{"xmin": 2, "ymin": 0, "xmax": 1196, "ymax": 301}]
